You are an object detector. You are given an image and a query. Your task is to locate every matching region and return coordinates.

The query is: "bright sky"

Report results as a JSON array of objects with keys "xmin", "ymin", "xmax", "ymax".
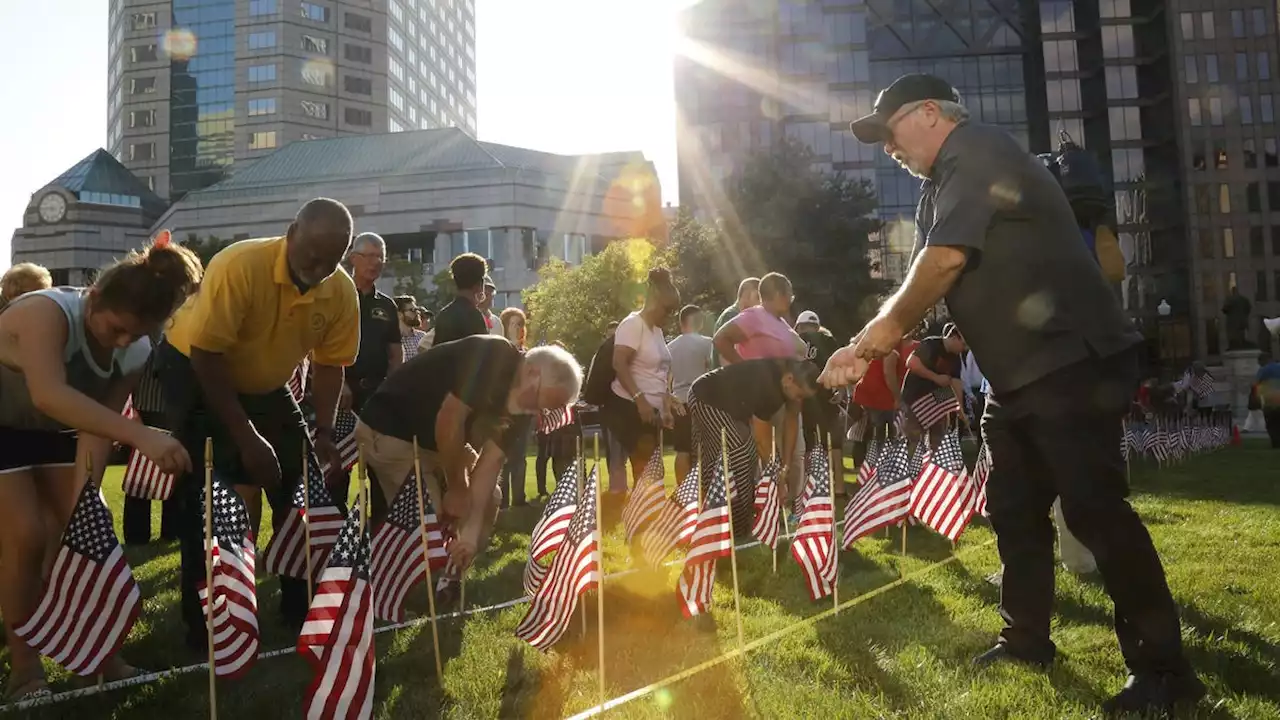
[{"xmin": 0, "ymin": 0, "xmax": 688, "ymax": 272}]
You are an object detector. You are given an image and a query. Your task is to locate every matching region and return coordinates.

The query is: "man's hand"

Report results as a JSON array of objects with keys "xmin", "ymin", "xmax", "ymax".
[
  {"xmin": 314, "ymin": 435, "xmax": 344, "ymax": 486},
  {"xmin": 239, "ymin": 430, "xmax": 281, "ymax": 489},
  {"xmin": 636, "ymin": 395, "xmax": 661, "ymax": 426},
  {"xmin": 854, "ymin": 314, "xmax": 907, "ymax": 362},
  {"xmin": 447, "ymin": 536, "xmax": 477, "ymax": 572},
  {"xmin": 442, "ymin": 485, "xmax": 470, "ymax": 525},
  {"xmin": 819, "ymin": 344, "xmax": 870, "ymax": 389}
]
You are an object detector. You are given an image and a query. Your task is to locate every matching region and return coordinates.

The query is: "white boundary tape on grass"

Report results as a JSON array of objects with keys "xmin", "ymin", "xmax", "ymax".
[{"xmin": 0, "ymin": 527, "xmax": 800, "ymax": 713}]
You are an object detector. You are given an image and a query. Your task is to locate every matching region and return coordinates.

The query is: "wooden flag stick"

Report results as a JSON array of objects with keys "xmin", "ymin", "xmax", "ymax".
[
  {"xmin": 302, "ymin": 442, "xmax": 314, "ymax": 601},
  {"xmin": 593, "ymin": 431, "xmax": 606, "ymax": 712},
  {"xmin": 721, "ymin": 428, "xmax": 745, "ymax": 652},
  {"xmin": 203, "ymin": 437, "xmax": 218, "ymax": 720},
  {"xmin": 412, "ymin": 437, "xmax": 445, "ymax": 687},
  {"xmin": 828, "ymin": 433, "xmax": 838, "ymax": 611},
  {"xmin": 579, "ymin": 435, "xmax": 588, "ymax": 637},
  {"xmin": 84, "ymin": 454, "xmax": 104, "ymax": 690},
  {"xmin": 770, "ymin": 427, "xmax": 777, "ymax": 574},
  {"xmin": 357, "ymin": 448, "xmax": 368, "ymax": 533}
]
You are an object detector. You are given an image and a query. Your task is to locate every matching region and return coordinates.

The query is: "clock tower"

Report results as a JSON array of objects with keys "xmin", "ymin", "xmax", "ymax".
[{"xmin": 11, "ymin": 148, "xmax": 167, "ymax": 284}]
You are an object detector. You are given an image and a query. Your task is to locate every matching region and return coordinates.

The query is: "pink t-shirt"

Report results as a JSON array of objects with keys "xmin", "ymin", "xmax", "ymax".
[{"xmin": 730, "ymin": 306, "xmax": 804, "ymax": 360}]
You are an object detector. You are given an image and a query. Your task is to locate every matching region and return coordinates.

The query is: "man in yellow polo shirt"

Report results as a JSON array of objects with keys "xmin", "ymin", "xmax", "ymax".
[{"xmin": 156, "ymin": 197, "xmax": 359, "ymax": 649}]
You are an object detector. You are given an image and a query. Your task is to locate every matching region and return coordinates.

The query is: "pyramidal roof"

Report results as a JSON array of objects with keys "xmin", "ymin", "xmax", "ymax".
[{"xmin": 45, "ymin": 148, "xmax": 166, "ymax": 211}]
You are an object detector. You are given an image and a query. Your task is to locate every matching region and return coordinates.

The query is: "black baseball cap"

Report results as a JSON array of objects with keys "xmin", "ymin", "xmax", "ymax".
[{"xmin": 849, "ymin": 74, "xmax": 961, "ymax": 144}]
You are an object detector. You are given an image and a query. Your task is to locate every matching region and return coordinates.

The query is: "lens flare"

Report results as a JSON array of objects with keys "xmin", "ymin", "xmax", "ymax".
[{"xmin": 163, "ymin": 28, "xmax": 198, "ymax": 61}]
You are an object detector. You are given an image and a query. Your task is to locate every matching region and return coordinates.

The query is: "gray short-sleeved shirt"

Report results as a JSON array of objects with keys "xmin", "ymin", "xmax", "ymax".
[
  {"xmin": 667, "ymin": 332, "xmax": 713, "ymax": 402},
  {"xmin": 913, "ymin": 122, "xmax": 1141, "ymax": 393}
]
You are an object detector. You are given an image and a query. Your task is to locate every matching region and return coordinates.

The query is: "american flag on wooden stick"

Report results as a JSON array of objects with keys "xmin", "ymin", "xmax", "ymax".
[
  {"xmin": 676, "ymin": 464, "xmax": 732, "ymax": 618},
  {"xmin": 910, "ymin": 387, "xmax": 960, "ymax": 430},
  {"xmin": 909, "ymin": 431, "xmax": 978, "ymax": 542},
  {"xmin": 288, "ymin": 358, "xmax": 310, "ymax": 405},
  {"xmin": 793, "ymin": 446, "xmax": 827, "ymax": 516},
  {"xmin": 197, "ymin": 474, "xmax": 259, "ymax": 679},
  {"xmin": 638, "ymin": 465, "xmax": 699, "ymax": 566},
  {"xmin": 331, "ymin": 410, "xmax": 360, "ymax": 473},
  {"xmin": 263, "ymin": 453, "xmax": 345, "ymax": 581},
  {"xmin": 13, "ymin": 480, "xmax": 141, "ymax": 676},
  {"xmin": 791, "ymin": 455, "xmax": 837, "ymax": 601},
  {"xmin": 299, "ymin": 504, "xmax": 375, "ymax": 719},
  {"xmin": 621, "ymin": 446, "xmax": 666, "ymax": 542},
  {"xmin": 121, "ymin": 447, "xmax": 175, "ymax": 501},
  {"xmin": 841, "ymin": 437, "xmax": 913, "ymax": 549},
  {"xmin": 751, "ymin": 458, "xmax": 782, "ymax": 549},
  {"xmin": 371, "ymin": 476, "xmax": 448, "ymax": 622},
  {"xmin": 536, "ymin": 405, "xmax": 574, "ymax": 434},
  {"xmin": 856, "ymin": 435, "xmax": 881, "ymax": 486},
  {"xmin": 972, "ymin": 441, "xmax": 992, "ymax": 517},
  {"xmin": 514, "ymin": 469, "xmax": 600, "ymax": 650},
  {"xmin": 522, "ymin": 461, "xmax": 583, "ymax": 595}
]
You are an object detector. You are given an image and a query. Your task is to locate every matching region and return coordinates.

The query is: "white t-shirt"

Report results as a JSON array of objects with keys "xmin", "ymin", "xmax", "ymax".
[{"xmin": 610, "ymin": 311, "xmax": 671, "ymax": 405}]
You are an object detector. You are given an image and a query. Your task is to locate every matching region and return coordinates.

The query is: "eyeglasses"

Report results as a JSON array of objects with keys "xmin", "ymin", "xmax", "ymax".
[{"xmin": 884, "ymin": 101, "xmax": 929, "ymax": 139}]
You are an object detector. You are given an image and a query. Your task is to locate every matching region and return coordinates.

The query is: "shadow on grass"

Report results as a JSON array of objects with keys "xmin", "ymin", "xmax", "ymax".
[{"xmin": 1128, "ymin": 444, "xmax": 1280, "ymax": 508}]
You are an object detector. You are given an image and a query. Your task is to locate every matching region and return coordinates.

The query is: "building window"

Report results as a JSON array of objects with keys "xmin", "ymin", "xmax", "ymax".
[
  {"xmin": 130, "ymin": 12, "xmax": 156, "ymax": 30},
  {"xmin": 1206, "ymin": 55, "xmax": 1220, "ymax": 83},
  {"xmin": 1269, "ymin": 182, "xmax": 1280, "ymax": 210},
  {"xmin": 1260, "ymin": 52, "xmax": 1273, "ymax": 81},
  {"xmin": 1180, "ymin": 12, "xmax": 1195, "ymax": 40},
  {"xmin": 1263, "ymin": 95, "xmax": 1275, "ymax": 124},
  {"xmin": 1046, "ymin": 80, "xmax": 1081, "ymax": 112},
  {"xmin": 1223, "ymin": 228, "xmax": 1236, "ymax": 257},
  {"xmin": 302, "ymin": 64, "xmax": 332, "ymax": 87},
  {"xmin": 1232, "ymin": 9, "xmax": 1246, "ymax": 38},
  {"xmin": 1253, "ymin": 8, "xmax": 1268, "ymax": 37},
  {"xmin": 129, "ymin": 109, "xmax": 155, "ymax": 128},
  {"xmin": 249, "ymin": 131, "xmax": 278, "ymax": 150},
  {"xmin": 1241, "ymin": 96, "xmax": 1254, "ymax": 125},
  {"xmin": 1199, "ymin": 229, "xmax": 1214, "ymax": 259},
  {"xmin": 345, "ymin": 107, "xmax": 372, "ymax": 126},
  {"xmin": 1227, "ymin": 271, "xmax": 1238, "ymax": 294},
  {"xmin": 1245, "ymin": 139, "xmax": 1258, "ymax": 168},
  {"xmin": 390, "ymin": 0, "xmax": 404, "ymax": 22},
  {"xmin": 301, "ymin": 100, "xmax": 328, "ymax": 119},
  {"xmin": 248, "ymin": 97, "xmax": 277, "ymax": 116},
  {"xmin": 1101, "ymin": 25, "xmax": 1134, "ymax": 58},
  {"xmin": 129, "ymin": 142, "xmax": 154, "ymax": 161},
  {"xmin": 344, "ymin": 12, "xmax": 371, "ymax": 32},
  {"xmin": 1248, "ymin": 182, "xmax": 1261, "ymax": 212},
  {"xmin": 1184, "ymin": 56, "xmax": 1198, "ymax": 83},
  {"xmin": 1274, "ymin": 228, "xmax": 1280, "ymax": 256},
  {"xmin": 130, "ymin": 44, "xmax": 157, "ymax": 63},
  {"xmin": 1043, "ymin": 41, "xmax": 1077, "ymax": 73},
  {"xmin": 301, "ymin": 35, "xmax": 328, "ymax": 54},
  {"xmin": 1219, "ymin": 185, "xmax": 1232, "ymax": 214},
  {"xmin": 129, "ymin": 76, "xmax": 156, "ymax": 95},
  {"xmin": 1205, "ymin": 318, "xmax": 1220, "ymax": 356},
  {"xmin": 1257, "ymin": 271, "xmax": 1269, "ymax": 301},
  {"xmin": 389, "ymin": 87, "xmax": 405, "ymax": 111},
  {"xmin": 248, "ymin": 63, "xmax": 277, "ymax": 83},
  {"xmin": 1099, "ymin": 0, "xmax": 1130, "ymax": 19},
  {"xmin": 1109, "ymin": 107, "xmax": 1142, "ymax": 140},
  {"xmin": 301, "ymin": 2, "xmax": 329, "ymax": 22},
  {"xmin": 389, "ymin": 28, "xmax": 403, "ymax": 51},
  {"xmin": 1201, "ymin": 11, "xmax": 1215, "ymax": 40},
  {"xmin": 1252, "ymin": 227, "xmax": 1267, "ymax": 257},
  {"xmin": 344, "ymin": 43, "xmax": 372, "ymax": 63},
  {"xmin": 344, "ymin": 75, "xmax": 372, "ymax": 95},
  {"xmin": 248, "ymin": 32, "xmax": 277, "ymax": 50},
  {"xmin": 389, "ymin": 117, "xmax": 404, "ymax": 133},
  {"xmin": 1193, "ymin": 146, "xmax": 1206, "ymax": 170},
  {"xmin": 1209, "ymin": 97, "xmax": 1224, "ymax": 126},
  {"xmin": 1189, "ymin": 98, "xmax": 1203, "ymax": 126},
  {"xmin": 1237, "ymin": 52, "xmax": 1250, "ymax": 81},
  {"xmin": 249, "ymin": 0, "xmax": 276, "ymax": 15},
  {"xmin": 389, "ymin": 58, "xmax": 404, "ymax": 81}
]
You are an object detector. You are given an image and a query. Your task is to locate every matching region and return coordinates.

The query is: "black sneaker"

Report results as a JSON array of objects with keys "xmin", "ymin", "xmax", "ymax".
[
  {"xmin": 1101, "ymin": 672, "xmax": 1206, "ymax": 717},
  {"xmin": 973, "ymin": 643, "xmax": 1052, "ymax": 671}
]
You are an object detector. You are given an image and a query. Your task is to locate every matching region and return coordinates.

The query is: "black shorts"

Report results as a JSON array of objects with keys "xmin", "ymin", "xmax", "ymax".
[
  {"xmin": 802, "ymin": 391, "xmax": 842, "ymax": 447},
  {"xmin": 600, "ymin": 392, "xmax": 660, "ymax": 455},
  {"xmin": 672, "ymin": 409, "xmax": 693, "ymax": 453},
  {"xmin": 0, "ymin": 427, "xmax": 78, "ymax": 473}
]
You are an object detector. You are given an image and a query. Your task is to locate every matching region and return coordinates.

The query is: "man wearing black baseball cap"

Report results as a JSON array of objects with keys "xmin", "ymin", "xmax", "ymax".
[{"xmin": 823, "ymin": 73, "xmax": 1203, "ymax": 715}]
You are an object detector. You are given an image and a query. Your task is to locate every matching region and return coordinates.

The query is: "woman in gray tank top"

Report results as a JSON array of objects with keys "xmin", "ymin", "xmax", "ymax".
[{"xmin": 0, "ymin": 237, "xmax": 201, "ymax": 699}]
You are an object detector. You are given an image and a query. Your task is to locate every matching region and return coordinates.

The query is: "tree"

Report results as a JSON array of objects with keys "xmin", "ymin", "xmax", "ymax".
[
  {"xmin": 722, "ymin": 137, "xmax": 887, "ymax": 340},
  {"xmin": 522, "ymin": 239, "xmax": 655, "ymax": 362},
  {"xmin": 386, "ymin": 259, "xmax": 429, "ymax": 303},
  {"xmin": 422, "ymin": 269, "xmax": 457, "ymax": 314},
  {"xmin": 181, "ymin": 234, "xmax": 237, "ymax": 267},
  {"xmin": 655, "ymin": 211, "xmax": 736, "ymax": 315}
]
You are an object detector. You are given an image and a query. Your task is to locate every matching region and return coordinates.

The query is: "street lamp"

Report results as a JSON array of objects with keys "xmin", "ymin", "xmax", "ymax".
[
  {"xmin": 1157, "ymin": 299, "xmax": 1171, "ymax": 317},
  {"xmin": 1156, "ymin": 299, "xmax": 1173, "ymax": 376}
]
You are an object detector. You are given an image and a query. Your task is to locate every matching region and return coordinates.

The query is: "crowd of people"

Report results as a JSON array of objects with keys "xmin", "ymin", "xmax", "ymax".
[{"xmin": 5, "ymin": 70, "xmax": 1267, "ymax": 716}]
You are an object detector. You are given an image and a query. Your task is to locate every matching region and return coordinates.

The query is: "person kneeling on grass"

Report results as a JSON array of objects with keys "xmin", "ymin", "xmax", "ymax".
[
  {"xmin": 356, "ymin": 334, "xmax": 583, "ymax": 604},
  {"xmin": 0, "ymin": 240, "xmax": 202, "ymax": 700}
]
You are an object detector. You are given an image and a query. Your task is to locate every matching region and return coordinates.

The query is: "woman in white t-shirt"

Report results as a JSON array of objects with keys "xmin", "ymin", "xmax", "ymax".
[{"xmin": 601, "ymin": 268, "xmax": 680, "ymax": 492}]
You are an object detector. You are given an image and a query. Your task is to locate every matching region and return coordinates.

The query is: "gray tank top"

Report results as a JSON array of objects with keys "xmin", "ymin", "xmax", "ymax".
[{"xmin": 0, "ymin": 287, "xmax": 152, "ymax": 431}]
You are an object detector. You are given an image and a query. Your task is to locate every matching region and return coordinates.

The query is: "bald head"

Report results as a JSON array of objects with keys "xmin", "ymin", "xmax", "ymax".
[{"xmin": 287, "ymin": 197, "xmax": 355, "ymax": 287}]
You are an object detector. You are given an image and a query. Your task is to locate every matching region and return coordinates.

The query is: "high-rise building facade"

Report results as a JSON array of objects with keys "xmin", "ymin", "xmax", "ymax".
[
  {"xmin": 674, "ymin": 0, "xmax": 1280, "ymax": 366},
  {"xmin": 107, "ymin": 0, "xmax": 476, "ymax": 201}
]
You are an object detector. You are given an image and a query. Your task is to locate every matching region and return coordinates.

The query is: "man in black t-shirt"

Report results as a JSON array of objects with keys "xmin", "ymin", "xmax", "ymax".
[
  {"xmin": 345, "ymin": 233, "xmax": 403, "ymax": 413},
  {"xmin": 431, "ymin": 253, "xmax": 489, "ymax": 347},
  {"xmin": 356, "ymin": 336, "xmax": 583, "ymax": 573}
]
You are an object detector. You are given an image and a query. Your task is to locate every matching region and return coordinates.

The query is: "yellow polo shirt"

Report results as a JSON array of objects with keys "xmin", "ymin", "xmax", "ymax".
[{"xmin": 165, "ymin": 236, "xmax": 360, "ymax": 394}]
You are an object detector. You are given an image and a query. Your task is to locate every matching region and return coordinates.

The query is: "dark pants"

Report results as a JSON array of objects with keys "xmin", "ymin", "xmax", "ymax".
[
  {"xmin": 982, "ymin": 348, "xmax": 1189, "ymax": 675},
  {"xmin": 502, "ymin": 423, "xmax": 530, "ymax": 506},
  {"xmin": 1265, "ymin": 409, "xmax": 1280, "ymax": 448},
  {"xmin": 156, "ymin": 342, "xmax": 312, "ymax": 635},
  {"xmin": 122, "ymin": 409, "xmax": 183, "ymax": 544},
  {"xmin": 536, "ymin": 427, "xmax": 578, "ymax": 496}
]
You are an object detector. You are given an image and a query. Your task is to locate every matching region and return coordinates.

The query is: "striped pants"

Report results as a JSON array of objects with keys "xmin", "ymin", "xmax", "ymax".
[{"xmin": 688, "ymin": 393, "xmax": 758, "ymax": 532}]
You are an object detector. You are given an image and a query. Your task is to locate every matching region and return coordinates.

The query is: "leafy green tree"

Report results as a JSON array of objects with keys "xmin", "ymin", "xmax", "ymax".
[
  {"xmin": 722, "ymin": 137, "xmax": 887, "ymax": 340},
  {"xmin": 386, "ymin": 259, "xmax": 429, "ymax": 303},
  {"xmin": 422, "ymin": 269, "xmax": 458, "ymax": 314},
  {"xmin": 180, "ymin": 234, "xmax": 237, "ymax": 267},
  {"xmin": 522, "ymin": 239, "xmax": 655, "ymax": 362},
  {"xmin": 655, "ymin": 210, "xmax": 736, "ymax": 316}
]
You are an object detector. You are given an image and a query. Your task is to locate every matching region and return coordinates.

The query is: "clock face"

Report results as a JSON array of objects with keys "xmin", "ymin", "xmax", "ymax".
[{"xmin": 38, "ymin": 193, "xmax": 66, "ymax": 224}]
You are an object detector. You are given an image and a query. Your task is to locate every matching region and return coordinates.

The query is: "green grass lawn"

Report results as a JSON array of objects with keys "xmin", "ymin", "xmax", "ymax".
[{"xmin": 4, "ymin": 442, "xmax": 1280, "ymax": 719}]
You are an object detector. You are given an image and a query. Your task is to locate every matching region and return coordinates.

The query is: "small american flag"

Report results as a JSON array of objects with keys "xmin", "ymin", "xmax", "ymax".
[
  {"xmin": 121, "ymin": 447, "xmax": 175, "ymax": 501},
  {"xmin": 289, "ymin": 359, "xmax": 310, "ymax": 405},
  {"xmin": 121, "ymin": 395, "xmax": 137, "ymax": 420},
  {"xmin": 536, "ymin": 405, "xmax": 575, "ymax": 434},
  {"xmin": 333, "ymin": 410, "xmax": 360, "ymax": 473},
  {"xmin": 13, "ymin": 480, "xmax": 141, "ymax": 676},
  {"xmin": 371, "ymin": 477, "xmax": 448, "ymax": 622},
  {"xmin": 856, "ymin": 435, "xmax": 881, "ymax": 486},
  {"xmin": 1190, "ymin": 371, "xmax": 1215, "ymax": 399},
  {"xmin": 523, "ymin": 461, "xmax": 582, "ymax": 595},
  {"xmin": 263, "ymin": 454, "xmax": 345, "ymax": 581},
  {"xmin": 197, "ymin": 475, "xmax": 259, "ymax": 679},
  {"xmin": 638, "ymin": 465, "xmax": 700, "ymax": 566},
  {"xmin": 676, "ymin": 464, "xmax": 732, "ymax": 618},
  {"xmin": 751, "ymin": 458, "xmax": 782, "ymax": 550},
  {"xmin": 841, "ymin": 438, "xmax": 913, "ymax": 549},
  {"xmin": 910, "ymin": 387, "xmax": 960, "ymax": 430},
  {"xmin": 909, "ymin": 431, "xmax": 978, "ymax": 542},
  {"xmin": 793, "ymin": 447, "xmax": 827, "ymax": 516},
  {"xmin": 299, "ymin": 504, "xmax": 375, "ymax": 719},
  {"xmin": 972, "ymin": 442, "xmax": 993, "ymax": 517},
  {"xmin": 515, "ymin": 469, "xmax": 600, "ymax": 650},
  {"xmin": 621, "ymin": 447, "xmax": 666, "ymax": 542},
  {"xmin": 791, "ymin": 457, "xmax": 837, "ymax": 601}
]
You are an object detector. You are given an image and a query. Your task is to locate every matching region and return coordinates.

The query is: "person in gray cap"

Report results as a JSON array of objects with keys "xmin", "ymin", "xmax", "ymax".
[{"xmin": 826, "ymin": 73, "xmax": 1203, "ymax": 716}]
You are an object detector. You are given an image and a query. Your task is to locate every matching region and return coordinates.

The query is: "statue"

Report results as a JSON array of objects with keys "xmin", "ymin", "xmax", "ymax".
[{"xmin": 1221, "ymin": 287, "xmax": 1253, "ymax": 350}]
